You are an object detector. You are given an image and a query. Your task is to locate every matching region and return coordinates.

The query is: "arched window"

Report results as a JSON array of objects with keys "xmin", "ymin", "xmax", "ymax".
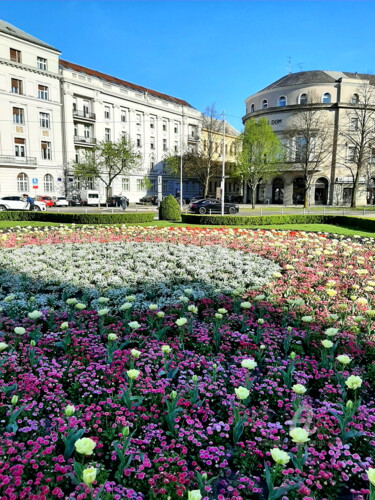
[
  {"xmin": 299, "ymin": 93, "xmax": 308, "ymax": 105},
  {"xmin": 250, "ymin": 103, "xmax": 255, "ymax": 113},
  {"xmin": 17, "ymin": 172, "xmax": 28, "ymax": 192},
  {"xmin": 262, "ymin": 99, "xmax": 268, "ymax": 110},
  {"xmin": 351, "ymin": 93, "xmax": 359, "ymax": 104},
  {"xmin": 44, "ymin": 174, "xmax": 54, "ymax": 192},
  {"xmin": 322, "ymin": 93, "xmax": 331, "ymax": 103},
  {"xmin": 272, "ymin": 178, "xmax": 284, "ymax": 204},
  {"xmin": 293, "ymin": 177, "xmax": 306, "ymax": 205},
  {"xmin": 315, "ymin": 177, "xmax": 329, "ymax": 205},
  {"xmin": 278, "ymin": 96, "xmax": 286, "ymax": 107}
]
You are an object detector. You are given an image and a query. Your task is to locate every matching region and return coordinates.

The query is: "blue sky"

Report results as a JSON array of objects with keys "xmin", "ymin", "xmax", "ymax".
[{"xmin": 2, "ymin": 1, "xmax": 375, "ymax": 130}]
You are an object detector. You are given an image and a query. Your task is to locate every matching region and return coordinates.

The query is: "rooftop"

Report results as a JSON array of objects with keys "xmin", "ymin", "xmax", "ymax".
[
  {"xmin": 0, "ymin": 19, "xmax": 59, "ymax": 52},
  {"xmin": 59, "ymin": 59, "xmax": 195, "ymax": 109}
]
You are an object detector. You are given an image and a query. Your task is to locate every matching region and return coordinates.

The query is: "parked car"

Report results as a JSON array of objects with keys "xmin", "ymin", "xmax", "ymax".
[
  {"xmin": 189, "ymin": 198, "xmax": 239, "ymax": 214},
  {"xmin": 54, "ymin": 197, "xmax": 69, "ymax": 207},
  {"xmin": 139, "ymin": 195, "xmax": 158, "ymax": 205},
  {"xmin": 107, "ymin": 196, "xmax": 130, "ymax": 207},
  {"xmin": 35, "ymin": 195, "xmax": 54, "ymax": 207},
  {"xmin": 0, "ymin": 196, "xmax": 47, "ymax": 211},
  {"xmin": 80, "ymin": 190, "xmax": 100, "ymax": 206},
  {"xmin": 67, "ymin": 195, "xmax": 82, "ymax": 206}
]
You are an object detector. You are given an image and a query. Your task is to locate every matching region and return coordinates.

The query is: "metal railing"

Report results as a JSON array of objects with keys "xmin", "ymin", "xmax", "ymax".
[
  {"xmin": 73, "ymin": 110, "xmax": 96, "ymax": 120},
  {"xmin": 0, "ymin": 155, "xmax": 37, "ymax": 165},
  {"xmin": 73, "ymin": 136, "xmax": 96, "ymax": 145}
]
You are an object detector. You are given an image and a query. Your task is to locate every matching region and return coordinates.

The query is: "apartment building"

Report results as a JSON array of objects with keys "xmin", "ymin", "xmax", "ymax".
[
  {"xmin": 0, "ymin": 20, "xmax": 64, "ymax": 198},
  {"xmin": 243, "ymin": 71, "xmax": 375, "ymax": 205},
  {"xmin": 0, "ymin": 19, "xmax": 202, "ymax": 202}
]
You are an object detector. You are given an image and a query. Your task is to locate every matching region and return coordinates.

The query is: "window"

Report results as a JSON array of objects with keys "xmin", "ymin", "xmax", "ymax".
[
  {"xmin": 11, "ymin": 78, "xmax": 22, "ymax": 94},
  {"xmin": 174, "ymin": 123, "xmax": 179, "ymax": 134},
  {"xmin": 174, "ymin": 141, "xmax": 178, "ymax": 153},
  {"xmin": 137, "ymin": 134, "xmax": 142, "ymax": 147},
  {"xmin": 371, "ymin": 148, "xmax": 375, "ymax": 163},
  {"xmin": 105, "ymin": 128, "xmax": 111, "ymax": 142},
  {"xmin": 278, "ymin": 96, "xmax": 286, "ymax": 106},
  {"xmin": 347, "ymin": 145, "xmax": 357, "ymax": 162},
  {"xmin": 349, "ymin": 117, "xmax": 359, "ymax": 131},
  {"xmin": 262, "ymin": 99, "xmax": 268, "ymax": 109},
  {"xmin": 163, "ymin": 139, "xmax": 167, "ymax": 151},
  {"xmin": 73, "ymin": 97, "xmax": 77, "ymax": 112},
  {"xmin": 250, "ymin": 104, "xmax": 255, "ymax": 113},
  {"xmin": 39, "ymin": 112, "xmax": 50, "ymax": 128},
  {"xmin": 10, "ymin": 48, "xmax": 21, "ymax": 63},
  {"xmin": 150, "ymin": 179, "xmax": 157, "ymax": 191},
  {"xmin": 150, "ymin": 160, "xmax": 155, "ymax": 171},
  {"xmin": 162, "ymin": 121, "xmax": 167, "ymax": 132},
  {"xmin": 137, "ymin": 179, "xmax": 145, "ymax": 191},
  {"xmin": 41, "ymin": 141, "xmax": 52, "ymax": 160},
  {"xmin": 38, "ymin": 85, "xmax": 48, "ymax": 100},
  {"xmin": 84, "ymin": 125, "xmax": 90, "ymax": 138},
  {"xmin": 299, "ymin": 93, "xmax": 308, "ymax": 105},
  {"xmin": 121, "ymin": 109, "xmax": 127, "ymax": 122},
  {"xmin": 83, "ymin": 101, "xmax": 90, "ymax": 116},
  {"xmin": 150, "ymin": 117, "xmax": 155, "ymax": 129},
  {"xmin": 203, "ymin": 140, "xmax": 207, "ymax": 151},
  {"xmin": 122, "ymin": 177, "xmax": 130, "ymax": 191},
  {"xmin": 104, "ymin": 106, "xmax": 110, "ymax": 119},
  {"xmin": 44, "ymin": 174, "xmax": 54, "ymax": 192},
  {"xmin": 136, "ymin": 114, "xmax": 141, "ymax": 126},
  {"xmin": 13, "ymin": 107, "xmax": 24, "ymax": 124},
  {"xmin": 150, "ymin": 136, "xmax": 155, "ymax": 149},
  {"xmin": 37, "ymin": 57, "xmax": 47, "ymax": 70},
  {"xmin": 351, "ymin": 94, "xmax": 359, "ymax": 104},
  {"xmin": 17, "ymin": 172, "xmax": 28, "ymax": 191},
  {"xmin": 322, "ymin": 93, "xmax": 331, "ymax": 103},
  {"xmin": 14, "ymin": 138, "xmax": 25, "ymax": 157},
  {"xmin": 295, "ymin": 137, "xmax": 307, "ymax": 161}
]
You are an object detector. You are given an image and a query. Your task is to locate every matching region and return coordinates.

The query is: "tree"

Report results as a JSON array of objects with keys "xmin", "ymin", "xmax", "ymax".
[
  {"xmin": 165, "ymin": 104, "xmax": 224, "ymax": 198},
  {"xmin": 338, "ymin": 85, "xmax": 375, "ymax": 207},
  {"xmin": 74, "ymin": 136, "xmax": 141, "ymax": 201},
  {"xmin": 235, "ymin": 117, "xmax": 283, "ymax": 209},
  {"xmin": 283, "ymin": 94, "xmax": 332, "ymax": 208}
]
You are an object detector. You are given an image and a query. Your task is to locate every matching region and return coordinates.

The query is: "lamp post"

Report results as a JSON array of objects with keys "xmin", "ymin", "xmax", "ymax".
[{"xmin": 221, "ymin": 112, "xmax": 226, "ymax": 216}]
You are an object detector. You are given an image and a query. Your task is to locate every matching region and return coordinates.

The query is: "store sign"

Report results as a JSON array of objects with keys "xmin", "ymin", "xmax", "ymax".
[
  {"xmin": 270, "ymin": 119, "xmax": 282, "ymax": 125},
  {"xmin": 336, "ymin": 177, "xmax": 366, "ymax": 183}
]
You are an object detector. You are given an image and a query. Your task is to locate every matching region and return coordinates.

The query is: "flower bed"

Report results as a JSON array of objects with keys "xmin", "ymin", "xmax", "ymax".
[{"xmin": 0, "ymin": 226, "xmax": 374, "ymax": 500}]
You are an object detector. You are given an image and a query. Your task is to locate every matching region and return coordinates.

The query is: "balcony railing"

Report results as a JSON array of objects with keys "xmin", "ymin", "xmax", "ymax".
[
  {"xmin": 74, "ymin": 135, "xmax": 96, "ymax": 145},
  {"xmin": 187, "ymin": 134, "xmax": 199, "ymax": 142},
  {"xmin": 73, "ymin": 109, "xmax": 96, "ymax": 120},
  {"xmin": 0, "ymin": 155, "xmax": 37, "ymax": 165}
]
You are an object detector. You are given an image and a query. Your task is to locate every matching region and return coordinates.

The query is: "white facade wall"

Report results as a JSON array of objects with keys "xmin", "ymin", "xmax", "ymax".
[
  {"xmin": 0, "ymin": 29, "xmax": 64, "ymax": 197},
  {"xmin": 61, "ymin": 66, "xmax": 202, "ymax": 203}
]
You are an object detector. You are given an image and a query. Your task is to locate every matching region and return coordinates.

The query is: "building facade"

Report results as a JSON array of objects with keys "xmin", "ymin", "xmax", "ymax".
[
  {"xmin": 0, "ymin": 20, "xmax": 202, "ymax": 203},
  {"xmin": 243, "ymin": 71, "xmax": 375, "ymax": 205}
]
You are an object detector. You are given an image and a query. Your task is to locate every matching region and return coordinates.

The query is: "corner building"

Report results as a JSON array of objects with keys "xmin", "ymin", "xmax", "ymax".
[{"xmin": 243, "ymin": 71, "xmax": 375, "ymax": 205}]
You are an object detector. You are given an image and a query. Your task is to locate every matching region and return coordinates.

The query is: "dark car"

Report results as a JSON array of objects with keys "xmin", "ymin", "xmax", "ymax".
[
  {"xmin": 67, "ymin": 195, "xmax": 82, "ymax": 206},
  {"xmin": 189, "ymin": 198, "xmax": 239, "ymax": 215},
  {"xmin": 139, "ymin": 195, "xmax": 158, "ymax": 205},
  {"xmin": 107, "ymin": 195, "xmax": 129, "ymax": 207}
]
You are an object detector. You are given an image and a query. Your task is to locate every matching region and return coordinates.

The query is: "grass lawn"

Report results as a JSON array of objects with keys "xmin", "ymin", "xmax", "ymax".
[{"xmin": 1, "ymin": 219, "xmax": 375, "ymax": 238}]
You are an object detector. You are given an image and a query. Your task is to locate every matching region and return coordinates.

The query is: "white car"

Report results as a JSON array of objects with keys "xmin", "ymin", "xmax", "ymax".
[
  {"xmin": 54, "ymin": 197, "xmax": 69, "ymax": 207},
  {"xmin": 0, "ymin": 196, "xmax": 47, "ymax": 211}
]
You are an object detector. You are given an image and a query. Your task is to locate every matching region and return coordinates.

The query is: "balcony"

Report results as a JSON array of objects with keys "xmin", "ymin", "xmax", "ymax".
[
  {"xmin": 73, "ymin": 109, "xmax": 96, "ymax": 121},
  {"xmin": 187, "ymin": 134, "xmax": 199, "ymax": 142},
  {"xmin": 74, "ymin": 135, "xmax": 96, "ymax": 146},
  {"xmin": 0, "ymin": 155, "xmax": 37, "ymax": 166}
]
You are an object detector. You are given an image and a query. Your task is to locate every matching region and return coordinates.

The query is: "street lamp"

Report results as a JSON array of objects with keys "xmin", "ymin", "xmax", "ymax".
[{"xmin": 221, "ymin": 112, "xmax": 226, "ymax": 216}]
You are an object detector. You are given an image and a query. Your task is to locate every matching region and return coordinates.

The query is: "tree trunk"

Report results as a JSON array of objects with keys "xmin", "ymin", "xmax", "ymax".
[
  {"xmin": 251, "ymin": 185, "xmax": 256, "ymax": 209},
  {"xmin": 204, "ymin": 178, "xmax": 209, "ymax": 198},
  {"xmin": 304, "ymin": 189, "xmax": 309, "ymax": 209},
  {"xmin": 351, "ymin": 173, "xmax": 360, "ymax": 208}
]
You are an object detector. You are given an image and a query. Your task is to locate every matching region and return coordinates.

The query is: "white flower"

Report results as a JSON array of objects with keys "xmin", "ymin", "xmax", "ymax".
[
  {"xmin": 176, "ymin": 318, "xmax": 187, "ymax": 327},
  {"xmin": 148, "ymin": 304, "xmax": 158, "ymax": 311},
  {"xmin": 28, "ymin": 310, "xmax": 42, "ymax": 320},
  {"xmin": 14, "ymin": 327, "xmax": 26, "ymax": 335},
  {"xmin": 128, "ymin": 321, "xmax": 141, "ymax": 330},
  {"xmin": 130, "ymin": 348, "xmax": 141, "ymax": 358},
  {"xmin": 98, "ymin": 308, "xmax": 109, "ymax": 316},
  {"xmin": 234, "ymin": 386, "xmax": 250, "ymax": 400},
  {"xmin": 241, "ymin": 359, "xmax": 257, "ymax": 370},
  {"xmin": 120, "ymin": 302, "xmax": 132, "ymax": 311},
  {"xmin": 292, "ymin": 384, "xmax": 307, "ymax": 395}
]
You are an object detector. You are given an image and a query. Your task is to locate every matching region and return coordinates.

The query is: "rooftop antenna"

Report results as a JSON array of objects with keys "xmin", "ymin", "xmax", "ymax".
[
  {"xmin": 297, "ymin": 62, "xmax": 305, "ymax": 72},
  {"xmin": 287, "ymin": 56, "xmax": 292, "ymax": 74}
]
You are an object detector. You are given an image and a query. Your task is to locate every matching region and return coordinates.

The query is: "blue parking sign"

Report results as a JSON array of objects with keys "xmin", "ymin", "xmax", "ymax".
[{"xmin": 32, "ymin": 178, "xmax": 38, "ymax": 185}]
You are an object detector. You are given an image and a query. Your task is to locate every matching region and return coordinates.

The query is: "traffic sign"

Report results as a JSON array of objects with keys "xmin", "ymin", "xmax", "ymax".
[
  {"xmin": 32, "ymin": 178, "xmax": 38, "ymax": 185},
  {"xmin": 32, "ymin": 186, "xmax": 38, "ymax": 189}
]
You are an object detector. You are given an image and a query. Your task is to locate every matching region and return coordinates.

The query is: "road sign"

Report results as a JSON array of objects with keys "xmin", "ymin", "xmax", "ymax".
[
  {"xmin": 32, "ymin": 178, "xmax": 38, "ymax": 185},
  {"xmin": 32, "ymin": 186, "xmax": 38, "ymax": 189}
]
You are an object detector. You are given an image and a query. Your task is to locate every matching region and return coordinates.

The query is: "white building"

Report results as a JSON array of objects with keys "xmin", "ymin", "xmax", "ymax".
[
  {"xmin": 243, "ymin": 71, "xmax": 375, "ymax": 205},
  {"xmin": 0, "ymin": 20, "xmax": 64, "ymax": 198},
  {"xmin": 0, "ymin": 19, "xmax": 202, "ymax": 203}
]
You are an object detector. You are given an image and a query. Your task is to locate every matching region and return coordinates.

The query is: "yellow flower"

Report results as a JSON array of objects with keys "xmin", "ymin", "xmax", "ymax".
[
  {"xmin": 127, "ymin": 369, "xmax": 140, "ymax": 380},
  {"xmin": 0, "ymin": 342, "xmax": 8, "ymax": 352},
  {"xmin": 289, "ymin": 427, "xmax": 309, "ymax": 444},
  {"xmin": 14, "ymin": 327, "xmax": 26, "ymax": 335},
  {"xmin": 241, "ymin": 359, "xmax": 257, "ymax": 370},
  {"xmin": 365, "ymin": 310, "xmax": 375, "ymax": 318},
  {"xmin": 345, "ymin": 375, "xmax": 362, "ymax": 390},
  {"xmin": 240, "ymin": 302, "xmax": 251, "ymax": 309},
  {"xmin": 108, "ymin": 333, "xmax": 117, "ymax": 341},
  {"xmin": 82, "ymin": 466, "xmax": 97, "ymax": 485},
  {"xmin": 367, "ymin": 467, "xmax": 375, "ymax": 486},
  {"xmin": 64, "ymin": 405, "xmax": 75, "ymax": 417},
  {"xmin": 234, "ymin": 386, "xmax": 250, "ymax": 400},
  {"xmin": 326, "ymin": 289, "xmax": 337, "ymax": 297},
  {"xmin": 292, "ymin": 384, "xmax": 307, "ymax": 395},
  {"xmin": 325, "ymin": 328, "xmax": 339, "ymax": 337},
  {"xmin": 336, "ymin": 354, "xmax": 351, "ymax": 365},
  {"xmin": 161, "ymin": 345, "xmax": 172, "ymax": 354},
  {"xmin": 188, "ymin": 491, "xmax": 202, "ymax": 500},
  {"xmin": 148, "ymin": 304, "xmax": 158, "ymax": 311},
  {"xmin": 301, "ymin": 316, "xmax": 314, "ymax": 323},
  {"xmin": 75, "ymin": 437, "xmax": 96, "ymax": 456},
  {"xmin": 130, "ymin": 349, "xmax": 141, "ymax": 358},
  {"xmin": 217, "ymin": 308, "xmax": 227, "ymax": 315},
  {"xmin": 321, "ymin": 339, "xmax": 333, "ymax": 349},
  {"xmin": 356, "ymin": 297, "xmax": 368, "ymax": 307},
  {"xmin": 270, "ymin": 447, "xmax": 290, "ymax": 465},
  {"xmin": 175, "ymin": 318, "xmax": 187, "ymax": 327},
  {"xmin": 128, "ymin": 321, "xmax": 141, "ymax": 330}
]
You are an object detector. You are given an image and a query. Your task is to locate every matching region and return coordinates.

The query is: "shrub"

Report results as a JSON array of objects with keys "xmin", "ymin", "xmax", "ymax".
[
  {"xmin": 159, "ymin": 195, "xmax": 181, "ymax": 221},
  {"xmin": 0, "ymin": 211, "xmax": 155, "ymax": 224}
]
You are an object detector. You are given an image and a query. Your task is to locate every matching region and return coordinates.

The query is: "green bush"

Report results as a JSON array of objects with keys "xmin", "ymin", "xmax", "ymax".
[
  {"xmin": 0, "ymin": 211, "xmax": 155, "ymax": 224},
  {"xmin": 159, "ymin": 195, "xmax": 181, "ymax": 221}
]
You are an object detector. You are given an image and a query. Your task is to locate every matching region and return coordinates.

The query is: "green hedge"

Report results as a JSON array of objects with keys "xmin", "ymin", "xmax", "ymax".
[
  {"xmin": 181, "ymin": 213, "xmax": 375, "ymax": 230},
  {"xmin": 0, "ymin": 211, "xmax": 155, "ymax": 224}
]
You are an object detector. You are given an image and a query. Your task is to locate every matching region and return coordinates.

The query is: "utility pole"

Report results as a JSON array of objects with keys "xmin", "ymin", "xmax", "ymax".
[{"xmin": 221, "ymin": 111, "xmax": 226, "ymax": 216}]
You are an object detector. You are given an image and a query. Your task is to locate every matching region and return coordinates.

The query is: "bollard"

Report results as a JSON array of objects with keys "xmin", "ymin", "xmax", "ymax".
[
  {"xmin": 86, "ymin": 209, "xmax": 88, "ymax": 214},
  {"xmin": 303, "ymin": 208, "xmax": 306, "ymax": 215},
  {"xmin": 363, "ymin": 208, "xmax": 366, "ymax": 216},
  {"xmin": 260, "ymin": 208, "xmax": 263, "ymax": 216},
  {"xmin": 343, "ymin": 209, "xmax": 345, "ymax": 216},
  {"xmin": 111, "ymin": 209, "xmax": 114, "ymax": 213},
  {"xmin": 324, "ymin": 207, "xmax": 326, "ymax": 215}
]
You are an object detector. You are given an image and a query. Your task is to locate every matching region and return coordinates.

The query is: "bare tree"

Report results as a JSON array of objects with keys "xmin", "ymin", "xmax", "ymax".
[
  {"xmin": 283, "ymin": 93, "xmax": 332, "ymax": 208},
  {"xmin": 338, "ymin": 84, "xmax": 375, "ymax": 207}
]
